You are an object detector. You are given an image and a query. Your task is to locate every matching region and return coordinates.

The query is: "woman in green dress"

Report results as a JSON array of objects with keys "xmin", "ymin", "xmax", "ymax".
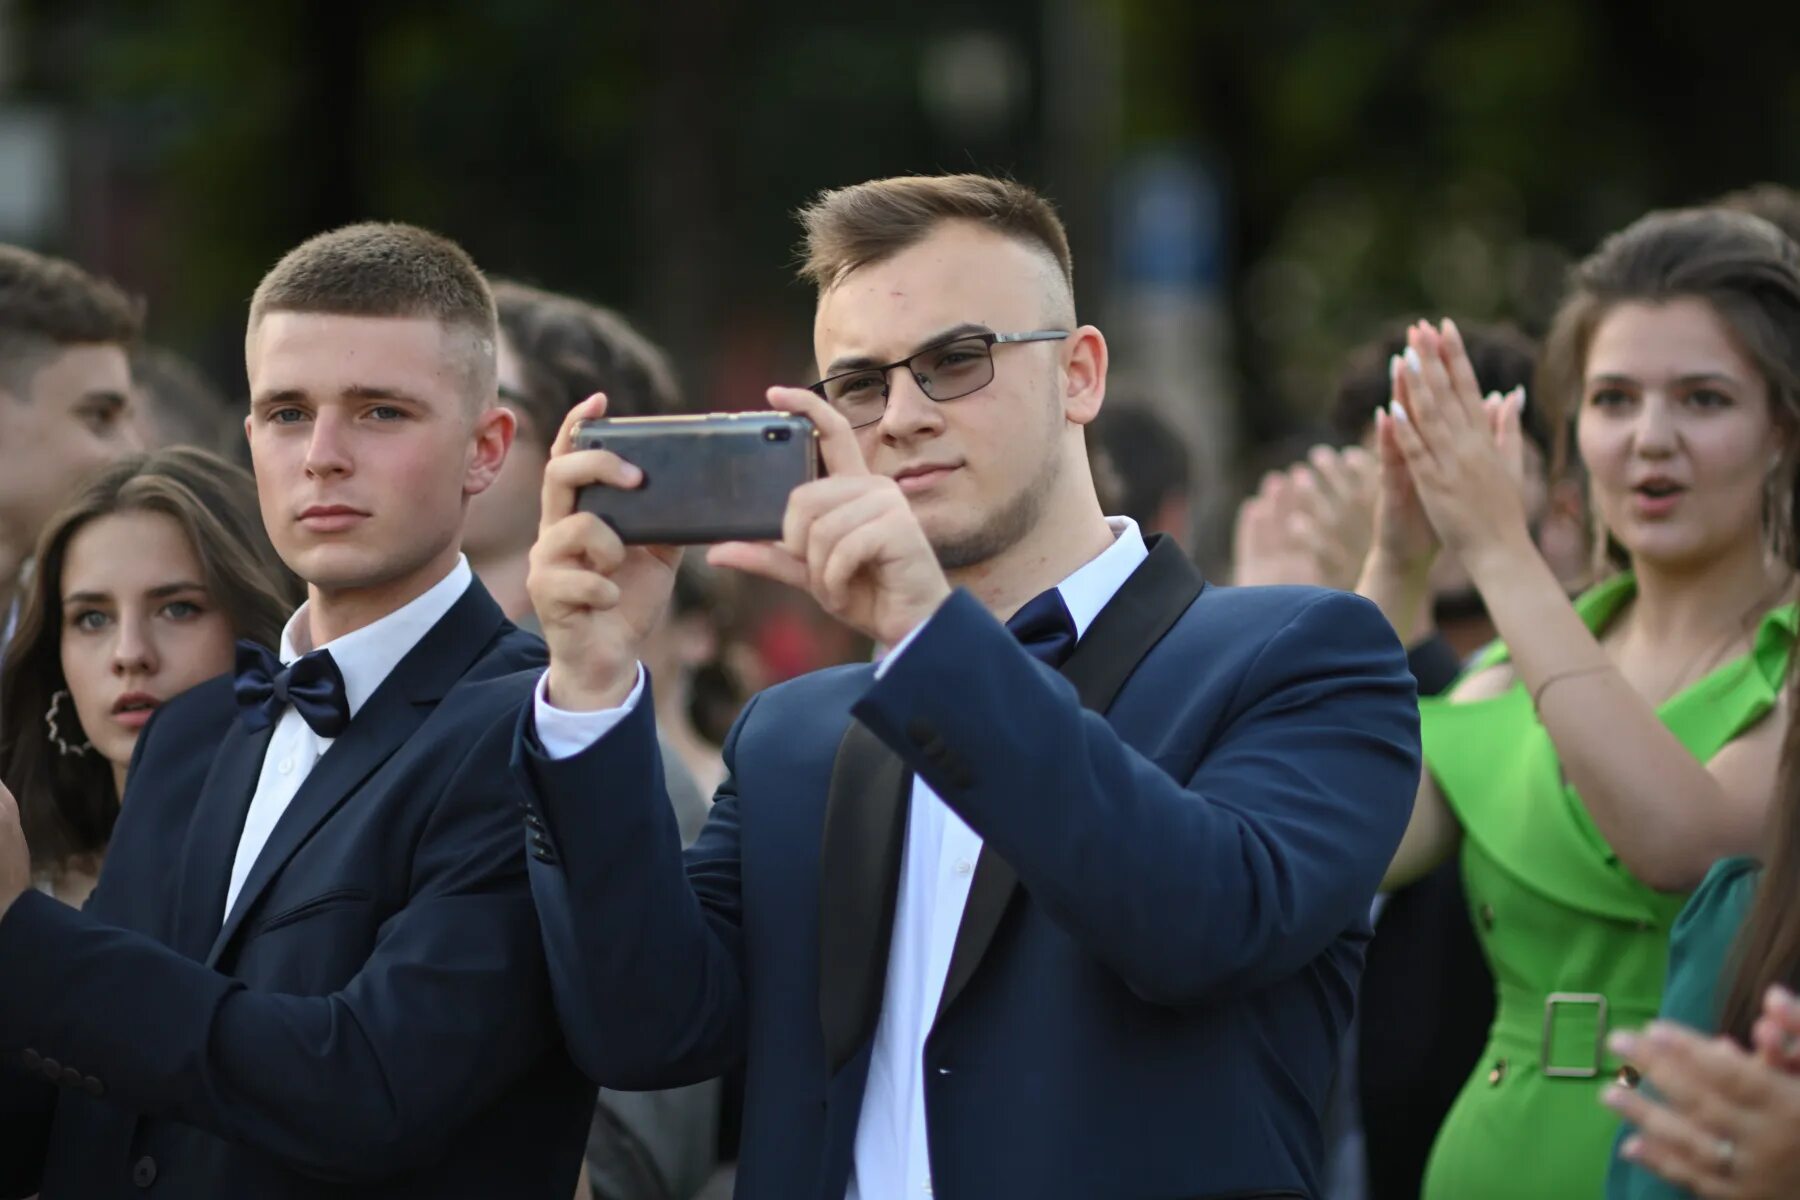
[{"xmin": 1356, "ymin": 207, "xmax": 1800, "ymax": 1199}]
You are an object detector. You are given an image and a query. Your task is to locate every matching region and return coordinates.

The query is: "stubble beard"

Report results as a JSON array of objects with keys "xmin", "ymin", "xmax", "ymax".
[{"xmin": 929, "ymin": 448, "xmax": 1064, "ymax": 573}]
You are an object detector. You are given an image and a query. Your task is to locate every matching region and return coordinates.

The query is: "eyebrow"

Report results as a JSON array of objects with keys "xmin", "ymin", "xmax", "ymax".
[
  {"xmin": 252, "ymin": 384, "xmax": 427, "ymax": 408},
  {"xmin": 64, "ymin": 581, "xmax": 208, "ymax": 606},
  {"xmin": 823, "ymin": 322, "xmax": 994, "ymax": 377},
  {"xmin": 79, "ymin": 391, "xmax": 128, "ymax": 408},
  {"xmin": 1587, "ymin": 372, "xmax": 1744, "ymax": 388}
]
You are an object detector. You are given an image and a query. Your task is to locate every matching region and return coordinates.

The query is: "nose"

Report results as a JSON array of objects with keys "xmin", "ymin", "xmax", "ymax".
[
  {"xmin": 876, "ymin": 367, "xmax": 946, "ymax": 444},
  {"xmin": 1633, "ymin": 393, "xmax": 1678, "ymax": 459},
  {"xmin": 111, "ymin": 611, "xmax": 157, "ymax": 677},
  {"xmin": 303, "ymin": 408, "xmax": 353, "ymax": 479}
]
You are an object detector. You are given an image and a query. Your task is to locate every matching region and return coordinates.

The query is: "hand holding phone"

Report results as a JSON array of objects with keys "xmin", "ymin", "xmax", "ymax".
[{"xmin": 530, "ymin": 395, "xmax": 683, "ymax": 712}]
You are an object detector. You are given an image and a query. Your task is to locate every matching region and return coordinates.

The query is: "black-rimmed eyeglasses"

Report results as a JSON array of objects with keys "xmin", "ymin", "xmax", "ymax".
[{"xmin": 809, "ymin": 329, "xmax": 1070, "ymax": 429}]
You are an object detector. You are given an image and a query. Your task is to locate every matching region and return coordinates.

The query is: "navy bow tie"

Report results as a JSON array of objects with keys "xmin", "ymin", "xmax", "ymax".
[
  {"xmin": 234, "ymin": 640, "xmax": 352, "ymax": 738},
  {"xmin": 1006, "ymin": 588, "xmax": 1077, "ymax": 669}
]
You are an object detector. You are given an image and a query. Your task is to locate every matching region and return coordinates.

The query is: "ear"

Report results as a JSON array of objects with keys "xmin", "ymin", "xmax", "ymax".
[
  {"xmin": 463, "ymin": 404, "xmax": 517, "ymax": 498},
  {"xmin": 1062, "ymin": 325, "xmax": 1108, "ymax": 428}
]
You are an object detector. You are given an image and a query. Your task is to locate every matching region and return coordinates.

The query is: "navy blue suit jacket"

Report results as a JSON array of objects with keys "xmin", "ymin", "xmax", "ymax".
[
  {"xmin": 0, "ymin": 579, "xmax": 592, "ymax": 1199},
  {"xmin": 516, "ymin": 539, "xmax": 1421, "ymax": 1200}
]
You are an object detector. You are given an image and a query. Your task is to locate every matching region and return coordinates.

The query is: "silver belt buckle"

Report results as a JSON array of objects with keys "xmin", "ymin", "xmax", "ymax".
[{"xmin": 1541, "ymin": 991, "xmax": 1608, "ymax": 1078}]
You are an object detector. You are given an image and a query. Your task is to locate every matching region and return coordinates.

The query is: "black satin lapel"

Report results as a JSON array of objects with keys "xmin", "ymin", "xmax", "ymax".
[
  {"xmin": 170, "ymin": 720, "xmax": 275, "ymax": 961},
  {"xmin": 934, "ymin": 534, "xmax": 1206, "ymax": 1024},
  {"xmin": 206, "ymin": 689, "xmax": 429, "ymax": 967},
  {"xmin": 818, "ymin": 717, "xmax": 910, "ymax": 1073}
]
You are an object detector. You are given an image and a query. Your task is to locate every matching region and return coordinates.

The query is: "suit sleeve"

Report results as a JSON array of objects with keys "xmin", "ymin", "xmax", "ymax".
[
  {"xmin": 516, "ymin": 676, "xmax": 751, "ymax": 1089},
  {"xmin": 853, "ymin": 587, "xmax": 1422, "ymax": 1005},
  {"xmin": 0, "ymin": 713, "xmax": 562, "ymax": 1185}
]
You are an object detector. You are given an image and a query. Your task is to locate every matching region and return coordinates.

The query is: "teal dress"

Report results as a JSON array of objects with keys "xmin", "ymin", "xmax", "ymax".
[{"xmin": 1605, "ymin": 857, "xmax": 1761, "ymax": 1200}]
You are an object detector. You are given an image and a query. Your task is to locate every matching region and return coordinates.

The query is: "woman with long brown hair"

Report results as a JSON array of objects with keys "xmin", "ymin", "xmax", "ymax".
[
  {"xmin": 1360, "ymin": 206, "xmax": 1800, "ymax": 1199},
  {"xmin": 0, "ymin": 446, "xmax": 299, "ymax": 905}
]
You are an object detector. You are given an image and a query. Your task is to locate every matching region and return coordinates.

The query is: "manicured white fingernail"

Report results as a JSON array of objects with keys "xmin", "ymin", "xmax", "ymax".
[
  {"xmin": 1389, "ymin": 354, "xmax": 1402, "ymax": 384},
  {"xmin": 1389, "ymin": 399, "xmax": 1408, "ymax": 422},
  {"xmin": 1374, "ymin": 406, "xmax": 1386, "ymax": 428},
  {"xmin": 1404, "ymin": 346, "xmax": 1423, "ymax": 373},
  {"xmin": 1514, "ymin": 386, "xmax": 1528, "ymax": 410}
]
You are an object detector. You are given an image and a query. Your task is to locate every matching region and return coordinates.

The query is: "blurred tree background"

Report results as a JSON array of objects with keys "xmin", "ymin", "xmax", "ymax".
[{"xmin": 3, "ymin": 0, "xmax": 1798, "ymax": 562}]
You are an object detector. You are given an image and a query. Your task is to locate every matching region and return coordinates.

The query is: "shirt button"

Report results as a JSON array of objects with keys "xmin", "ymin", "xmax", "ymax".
[
  {"xmin": 954, "ymin": 859, "xmax": 973, "ymax": 876},
  {"xmin": 132, "ymin": 1156, "xmax": 158, "ymax": 1188},
  {"xmin": 278, "ymin": 757, "xmax": 294, "ymax": 775}
]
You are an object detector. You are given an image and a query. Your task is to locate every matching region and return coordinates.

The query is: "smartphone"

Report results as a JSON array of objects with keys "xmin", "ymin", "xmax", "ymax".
[{"xmin": 573, "ymin": 412, "xmax": 819, "ymax": 544}]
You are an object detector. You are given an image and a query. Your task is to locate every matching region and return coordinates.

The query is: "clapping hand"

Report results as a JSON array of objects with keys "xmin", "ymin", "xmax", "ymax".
[
  {"xmin": 1386, "ymin": 319, "xmax": 1533, "ymax": 578},
  {"xmin": 1232, "ymin": 448, "xmax": 1377, "ymax": 590},
  {"xmin": 0, "ymin": 781, "xmax": 31, "ymax": 918},
  {"xmin": 1604, "ymin": 1012, "xmax": 1800, "ymax": 1199}
]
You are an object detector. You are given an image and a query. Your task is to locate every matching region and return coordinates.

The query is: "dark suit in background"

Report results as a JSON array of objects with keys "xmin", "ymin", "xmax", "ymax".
[
  {"xmin": 0, "ymin": 580, "xmax": 591, "ymax": 1199},
  {"xmin": 518, "ymin": 540, "xmax": 1422, "ymax": 1200}
]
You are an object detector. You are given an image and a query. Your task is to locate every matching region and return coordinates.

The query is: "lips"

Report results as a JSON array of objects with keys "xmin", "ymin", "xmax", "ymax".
[
  {"xmin": 891, "ymin": 462, "xmax": 961, "ymax": 495},
  {"xmin": 298, "ymin": 504, "xmax": 369, "ymax": 532},
  {"xmin": 111, "ymin": 692, "xmax": 160, "ymax": 730},
  {"xmin": 1630, "ymin": 477, "xmax": 1687, "ymax": 518}
]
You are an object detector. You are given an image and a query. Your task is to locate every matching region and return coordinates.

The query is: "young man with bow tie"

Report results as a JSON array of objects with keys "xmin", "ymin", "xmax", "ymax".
[
  {"xmin": 516, "ymin": 174, "xmax": 1422, "ymax": 1200},
  {"xmin": 0, "ymin": 223, "xmax": 591, "ymax": 1198}
]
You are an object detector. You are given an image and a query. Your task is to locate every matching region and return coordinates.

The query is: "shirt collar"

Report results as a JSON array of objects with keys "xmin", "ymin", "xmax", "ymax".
[
  {"xmin": 278, "ymin": 555, "xmax": 473, "ymax": 720},
  {"xmin": 1054, "ymin": 516, "xmax": 1149, "ymax": 641}
]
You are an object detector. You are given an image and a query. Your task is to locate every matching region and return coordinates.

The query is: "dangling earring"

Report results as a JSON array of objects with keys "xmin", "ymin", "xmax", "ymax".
[
  {"xmin": 1762, "ymin": 456, "xmax": 1796, "ymax": 570},
  {"xmin": 45, "ymin": 689, "xmax": 92, "ymax": 757}
]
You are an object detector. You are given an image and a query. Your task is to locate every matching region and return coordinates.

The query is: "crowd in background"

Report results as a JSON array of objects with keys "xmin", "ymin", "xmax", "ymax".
[{"xmin": 4, "ymin": 177, "xmax": 1800, "ymax": 1200}]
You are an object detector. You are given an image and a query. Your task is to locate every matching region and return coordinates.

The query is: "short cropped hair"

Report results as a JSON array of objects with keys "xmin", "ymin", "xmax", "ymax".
[
  {"xmin": 491, "ymin": 280, "xmax": 681, "ymax": 437},
  {"xmin": 249, "ymin": 222, "xmax": 497, "ymax": 401},
  {"xmin": 797, "ymin": 174, "xmax": 1074, "ymax": 297},
  {"xmin": 0, "ymin": 245, "xmax": 141, "ymax": 394}
]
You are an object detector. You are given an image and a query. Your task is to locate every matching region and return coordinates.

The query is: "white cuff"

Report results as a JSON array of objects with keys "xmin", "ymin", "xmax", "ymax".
[
  {"xmin": 533, "ymin": 663, "xmax": 647, "ymax": 760},
  {"xmin": 873, "ymin": 613, "xmax": 935, "ymax": 680}
]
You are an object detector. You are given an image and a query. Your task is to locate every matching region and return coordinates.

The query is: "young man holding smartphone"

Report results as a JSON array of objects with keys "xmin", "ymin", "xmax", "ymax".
[
  {"xmin": 0, "ymin": 223, "xmax": 591, "ymax": 1198},
  {"xmin": 516, "ymin": 174, "xmax": 1422, "ymax": 1199}
]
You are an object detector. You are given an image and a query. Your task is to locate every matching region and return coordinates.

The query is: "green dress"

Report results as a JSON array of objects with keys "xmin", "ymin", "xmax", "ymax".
[
  {"xmin": 1416, "ymin": 574, "xmax": 1795, "ymax": 1200},
  {"xmin": 1604, "ymin": 856, "xmax": 1760, "ymax": 1200}
]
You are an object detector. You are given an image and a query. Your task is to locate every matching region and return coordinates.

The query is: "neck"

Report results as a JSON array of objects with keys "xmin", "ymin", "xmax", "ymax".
[
  {"xmin": 304, "ymin": 546, "xmax": 461, "ymax": 648},
  {"xmin": 111, "ymin": 759, "xmax": 128, "ymax": 804},
  {"xmin": 466, "ymin": 544, "xmax": 533, "ymax": 623},
  {"xmin": 1625, "ymin": 541, "xmax": 1796, "ymax": 646},
  {"xmin": 947, "ymin": 481, "xmax": 1116, "ymax": 622}
]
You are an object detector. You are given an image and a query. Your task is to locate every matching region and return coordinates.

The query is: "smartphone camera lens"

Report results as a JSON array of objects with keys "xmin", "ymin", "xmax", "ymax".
[{"xmin": 765, "ymin": 426, "xmax": 792, "ymax": 442}]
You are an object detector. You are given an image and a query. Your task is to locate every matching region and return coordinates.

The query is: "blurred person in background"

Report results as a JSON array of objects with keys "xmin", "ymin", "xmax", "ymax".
[
  {"xmin": 1363, "ymin": 208, "xmax": 1800, "ymax": 1200},
  {"xmin": 471, "ymin": 278, "xmax": 722, "ymax": 1200},
  {"xmin": 1713, "ymin": 182, "xmax": 1800, "ymax": 246},
  {"xmin": 0, "ymin": 246, "xmax": 143, "ymax": 656},
  {"xmin": 131, "ymin": 343, "xmax": 238, "ymax": 453},
  {"xmin": 1087, "ymin": 403, "xmax": 1195, "ymax": 550},
  {"xmin": 1235, "ymin": 318, "xmax": 1540, "ymax": 1200},
  {"xmin": 470, "ymin": 279, "xmax": 683, "ymax": 625},
  {"xmin": 0, "ymin": 447, "xmax": 298, "ymax": 908}
]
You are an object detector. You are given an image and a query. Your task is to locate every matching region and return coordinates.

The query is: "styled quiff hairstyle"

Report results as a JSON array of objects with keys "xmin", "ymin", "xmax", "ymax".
[
  {"xmin": 0, "ymin": 244, "xmax": 142, "ymax": 395},
  {"xmin": 491, "ymin": 280, "xmax": 682, "ymax": 438},
  {"xmin": 249, "ymin": 222, "xmax": 498, "ymax": 403},
  {"xmin": 797, "ymin": 174, "xmax": 1075, "ymax": 301}
]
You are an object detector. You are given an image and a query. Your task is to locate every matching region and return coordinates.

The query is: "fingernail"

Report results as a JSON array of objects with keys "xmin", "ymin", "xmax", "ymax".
[
  {"xmin": 1404, "ymin": 346, "xmax": 1423, "ymax": 373},
  {"xmin": 1601, "ymin": 1085, "xmax": 1627, "ymax": 1110},
  {"xmin": 1389, "ymin": 354, "xmax": 1402, "ymax": 384},
  {"xmin": 1622, "ymin": 1136, "xmax": 1643, "ymax": 1161},
  {"xmin": 1389, "ymin": 399, "xmax": 1409, "ymax": 423},
  {"xmin": 1374, "ymin": 406, "xmax": 1386, "ymax": 429},
  {"xmin": 1608, "ymin": 1031, "xmax": 1639, "ymax": 1057},
  {"xmin": 1443, "ymin": 317, "xmax": 1461, "ymax": 341},
  {"xmin": 1513, "ymin": 386, "xmax": 1528, "ymax": 410}
]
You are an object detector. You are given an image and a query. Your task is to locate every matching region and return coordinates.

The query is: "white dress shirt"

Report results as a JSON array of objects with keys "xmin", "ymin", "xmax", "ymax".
[
  {"xmin": 532, "ymin": 519, "xmax": 1148, "ymax": 1199},
  {"xmin": 221, "ymin": 556, "xmax": 473, "ymax": 924}
]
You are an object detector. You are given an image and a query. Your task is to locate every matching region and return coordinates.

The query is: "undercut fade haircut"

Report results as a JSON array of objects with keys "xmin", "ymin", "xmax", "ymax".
[
  {"xmin": 797, "ymin": 174, "xmax": 1075, "ymax": 299},
  {"xmin": 0, "ymin": 245, "xmax": 142, "ymax": 395},
  {"xmin": 249, "ymin": 222, "xmax": 498, "ymax": 402},
  {"xmin": 491, "ymin": 280, "xmax": 682, "ymax": 438}
]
